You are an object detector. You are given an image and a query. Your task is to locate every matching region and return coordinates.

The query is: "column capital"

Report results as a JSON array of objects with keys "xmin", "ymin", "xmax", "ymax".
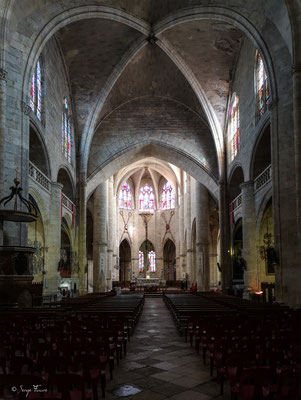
[
  {"xmin": 0, "ymin": 68, "xmax": 7, "ymax": 82},
  {"xmin": 51, "ymin": 181, "xmax": 63, "ymax": 191},
  {"xmin": 267, "ymin": 98, "xmax": 278, "ymax": 111},
  {"xmin": 20, "ymin": 100, "xmax": 32, "ymax": 116},
  {"xmin": 240, "ymin": 180, "xmax": 254, "ymax": 190},
  {"xmin": 291, "ymin": 64, "xmax": 301, "ymax": 75}
]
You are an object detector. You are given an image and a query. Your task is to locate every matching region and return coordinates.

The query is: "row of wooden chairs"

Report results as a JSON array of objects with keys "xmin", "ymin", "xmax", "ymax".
[
  {"xmin": 164, "ymin": 293, "xmax": 301, "ymax": 400},
  {"xmin": 0, "ymin": 293, "xmax": 145, "ymax": 399}
]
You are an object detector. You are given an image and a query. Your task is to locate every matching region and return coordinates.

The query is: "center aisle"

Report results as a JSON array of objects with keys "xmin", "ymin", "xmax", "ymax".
[{"xmin": 106, "ymin": 297, "xmax": 228, "ymax": 400}]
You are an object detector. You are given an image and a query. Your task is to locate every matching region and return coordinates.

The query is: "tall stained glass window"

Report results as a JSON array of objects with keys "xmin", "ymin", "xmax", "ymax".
[
  {"xmin": 161, "ymin": 181, "xmax": 176, "ymax": 210},
  {"xmin": 256, "ymin": 51, "xmax": 270, "ymax": 119},
  {"xmin": 139, "ymin": 251, "xmax": 144, "ymax": 272},
  {"xmin": 139, "ymin": 184, "xmax": 155, "ymax": 212},
  {"xmin": 62, "ymin": 97, "xmax": 71, "ymax": 163},
  {"xmin": 30, "ymin": 60, "xmax": 42, "ymax": 120},
  {"xmin": 148, "ymin": 250, "xmax": 156, "ymax": 272},
  {"xmin": 228, "ymin": 95, "xmax": 240, "ymax": 162},
  {"xmin": 119, "ymin": 182, "xmax": 132, "ymax": 209}
]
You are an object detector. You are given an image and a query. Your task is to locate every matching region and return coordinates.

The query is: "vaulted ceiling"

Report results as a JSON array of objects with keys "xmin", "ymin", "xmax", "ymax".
[{"xmin": 55, "ymin": 14, "xmax": 244, "ymax": 181}]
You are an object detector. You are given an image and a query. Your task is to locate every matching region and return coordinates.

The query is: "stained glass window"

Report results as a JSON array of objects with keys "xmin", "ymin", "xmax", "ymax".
[
  {"xmin": 139, "ymin": 184, "xmax": 155, "ymax": 212},
  {"xmin": 228, "ymin": 95, "xmax": 240, "ymax": 162},
  {"xmin": 119, "ymin": 182, "xmax": 132, "ymax": 209},
  {"xmin": 256, "ymin": 51, "xmax": 270, "ymax": 118},
  {"xmin": 30, "ymin": 60, "xmax": 42, "ymax": 120},
  {"xmin": 161, "ymin": 181, "xmax": 176, "ymax": 210},
  {"xmin": 62, "ymin": 97, "xmax": 72, "ymax": 163},
  {"xmin": 148, "ymin": 251, "xmax": 156, "ymax": 272},
  {"xmin": 139, "ymin": 250, "xmax": 144, "ymax": 272}
]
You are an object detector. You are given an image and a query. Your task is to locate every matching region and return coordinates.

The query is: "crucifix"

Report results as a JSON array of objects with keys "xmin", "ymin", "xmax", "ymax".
[{"xmin": 140, "ymin": 213, "xmax": 152, "ymax": 241}]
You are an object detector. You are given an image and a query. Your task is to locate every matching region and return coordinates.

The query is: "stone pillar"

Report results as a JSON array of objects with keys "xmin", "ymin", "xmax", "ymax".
[
  {"xmin": 185, "ymin": 175, "xmax": 193, "ymax": 286},
  {"xmin": 178, "ymin": 177, "xmax": 185, "ymax": 281},
  {"xmin": 44, "ymin": 182, "xmax": 62, "ymax": 294},
  {"xmin": 93, "ymin": 182, "xmax": 108, "ymax": 292},
  {"xmin": 107, "ymin": 178, "xmax": 114, "ymax": 291},
  {"xmin": 195, "ymin": 183, "xmax": 210, "ymax": 291},
  {"xmin": 219, "ymin": 180, "xmax": 231, "ymax": 291},
  {"xmin": 240, "ymin": 181, "xmax": 257, "ymax": 294},
  {"xmin": 292, "ymin": 66, "xmax": 301, "ymax": 245},
  {"xmin": 0, "ymin": 68, "xmax": 7, "ymax": 245},
  {"xmin": 78, "ymin": 181, "xmax": 87, "ymax": 294}
]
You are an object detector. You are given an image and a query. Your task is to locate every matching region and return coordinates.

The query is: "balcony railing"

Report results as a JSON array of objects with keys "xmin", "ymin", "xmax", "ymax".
[
  {"xmin": 29, "ymin": 161, "xmax": 51, "ymax": 193},
  {"xmin": 62, "ymin": 193, "xmax": 74, "ymax": 212},
  {"xmin": 229, "ymin": 164, "xmax": 272, "ymax": 215},
  {"xmin": 232, "ymin": 193, "xmax": 242, "ymax": 211},
  {"xmin": 254, "ymin": 164, "xmax": 272, "ymax": 192}
]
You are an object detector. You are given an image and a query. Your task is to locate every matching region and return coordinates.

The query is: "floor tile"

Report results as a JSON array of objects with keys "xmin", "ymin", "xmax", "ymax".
[
  {"xmin": 103, "ymin": 298, "xmax": 229, "ymax": 399},
  {"xmin": 170, "ymin": 390, "xmax": 212, "ymax": 400}
]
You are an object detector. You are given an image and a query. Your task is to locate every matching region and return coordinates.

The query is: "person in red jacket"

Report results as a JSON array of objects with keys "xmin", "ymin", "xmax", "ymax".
[{"xmin": 190, "ymin": 282, "xmax": 197, "ymax": 293}]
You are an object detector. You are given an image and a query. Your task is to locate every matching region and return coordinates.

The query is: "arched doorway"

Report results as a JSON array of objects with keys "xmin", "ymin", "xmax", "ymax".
[
  {"xmin": 119, "ymin": 239, "xmax": 131, "ymax": 282},
  {"xmin": 163, "ymin": 239, "xmax": 176, "ymax": 281}
]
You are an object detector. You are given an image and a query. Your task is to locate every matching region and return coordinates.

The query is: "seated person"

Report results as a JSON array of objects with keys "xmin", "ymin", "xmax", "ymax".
[{"xmin": 190, "ymin": 282, "xmax": 197, "ymax": 293}]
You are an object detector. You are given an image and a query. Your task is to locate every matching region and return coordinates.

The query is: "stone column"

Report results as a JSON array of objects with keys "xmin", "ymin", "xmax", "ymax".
[
  {"xmin": 78, "ymin": 181, "xmax": 87, "ymax": 294},
  {"xmin": 240, "ymin": 181, "xmax": 257, "ymax": 294},
  {"xmin": 185, "ymin": 175, "xmax": 193, "ymax": 286},
  {"xmin": 0, "ymin": 68, "xmax": 7, "ymax": 245},
  {"xmin": 44, "ymin": 182, "xmax": 62, "ymax": 294},
  {"xmin": 107, "ymin": 177, "xmax": 114, "ymax": 291},
  {"xmin": 195, "ymin": 183, "xmax": 210, "ymax": 291},
  {"xmin": 93, "ymin": 182, "xmax": 108, "ymax": 292},
  {"xmin": 292, "ymin": 66, "xmax": 301, "ymax": 245},
  {"xmin": 178, "ymin": 176, "xmax": 185, "ymax": 281}
]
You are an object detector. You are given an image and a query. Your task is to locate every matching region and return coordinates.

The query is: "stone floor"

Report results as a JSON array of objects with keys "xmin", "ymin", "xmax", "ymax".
[{"xmin": 105, "ymin": 297, "xmax": 230, "ymax": 399}]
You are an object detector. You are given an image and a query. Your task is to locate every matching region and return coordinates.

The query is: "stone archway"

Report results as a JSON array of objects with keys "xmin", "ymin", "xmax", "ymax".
[
  {"xmin": 119, "ymin": 239, "xmax": 131, "ymax": 282},
  {"xmin": 163, "ymin": 239, "xmax": 176, "ymax": 281}
]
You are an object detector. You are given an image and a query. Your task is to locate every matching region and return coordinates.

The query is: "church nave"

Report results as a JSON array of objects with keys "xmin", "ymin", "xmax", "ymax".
[{"xmin": 105, "ymin": 297, "xmax": 224, "ymax": 400}]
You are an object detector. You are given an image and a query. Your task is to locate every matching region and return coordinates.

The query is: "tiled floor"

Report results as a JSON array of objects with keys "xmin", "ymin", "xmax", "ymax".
[{"xmin": 105, "ymin": 297, "xmax": 230, "ymax": 399}]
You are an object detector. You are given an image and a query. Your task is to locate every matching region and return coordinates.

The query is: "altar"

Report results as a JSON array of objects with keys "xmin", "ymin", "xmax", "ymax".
[{"xmin": 135, "ymin": 277, "xmax": 166, "ymax": 287}]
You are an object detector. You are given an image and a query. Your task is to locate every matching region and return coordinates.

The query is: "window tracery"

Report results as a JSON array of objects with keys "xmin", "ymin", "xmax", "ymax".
[
  {"xmin": 256, "ymin": 51, "xmax": 270, "ymax": 118},
  {"xmin": 139, "ymin": 184, "xmax": 155, "ymax": 212},
  {"xmin": 148, "ymin": 250, "xmax": 156, "ymax": 272},
  {"xmin": 161, "ymin": 181, "xmax": 175, "ymax": 210},
  {"xmin": 119, "ymin": 182, "xmax": 132, "ymax": 209},
  {"xmin": 30, "ymin": 59, "xmax": 42, "ymax": 120},
  {"xmin": 62, "ymin": 97, "xmax": 72, "ymax": 163},
  {"xmin": 139, "ymin": 250, "xmax": 144, "ymax": 272},
  {"xmin": 228, "ymin": 95, "xmax": 240, "ymax": 162}
]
